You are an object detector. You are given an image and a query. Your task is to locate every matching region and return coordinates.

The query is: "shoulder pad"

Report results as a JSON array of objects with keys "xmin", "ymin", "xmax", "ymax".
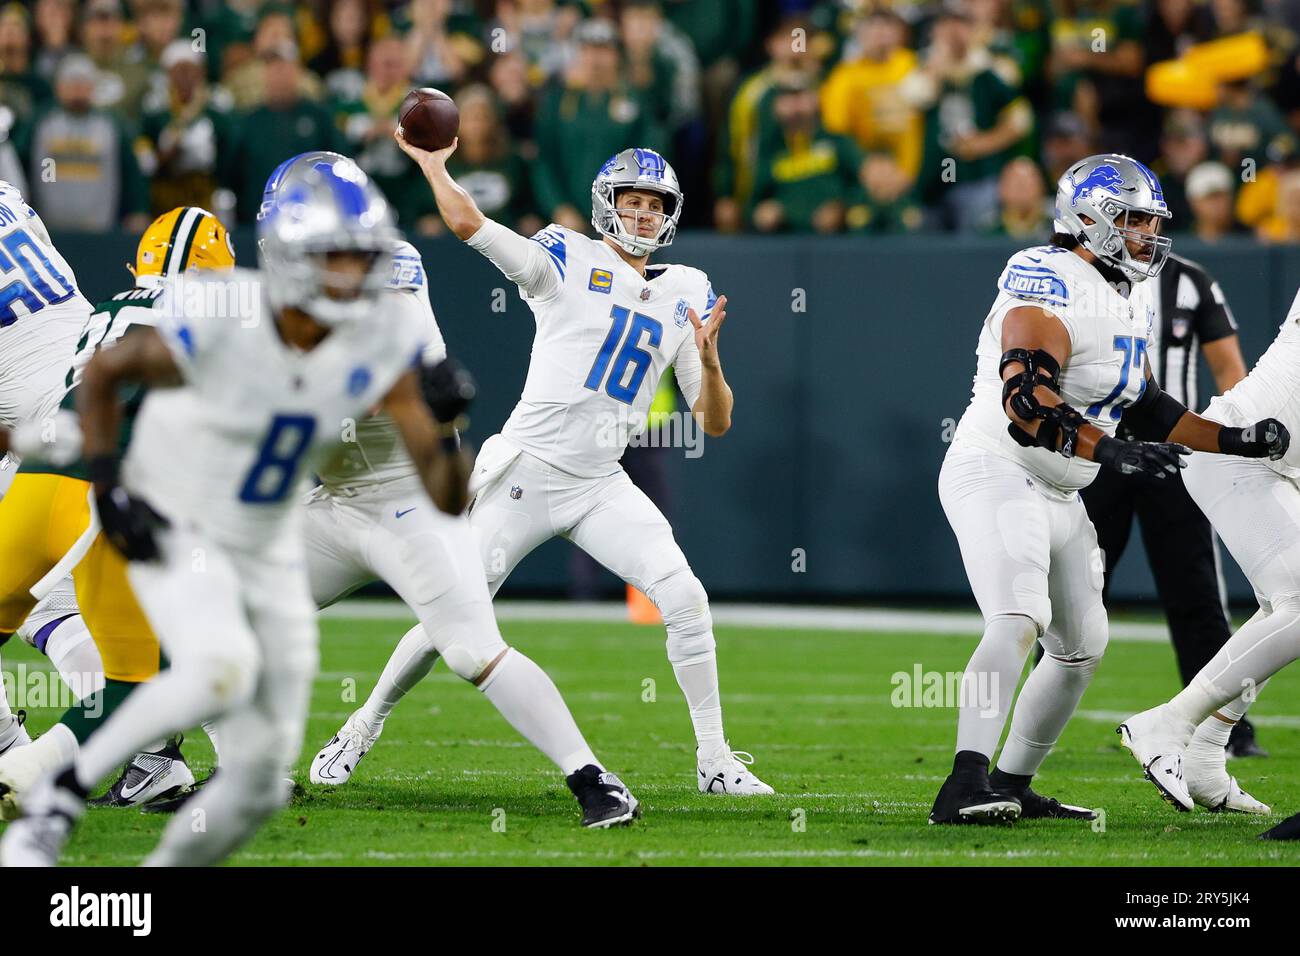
[{"xmin": 999, "ymin": 249, "xmax": 1070, "ymax": 308}]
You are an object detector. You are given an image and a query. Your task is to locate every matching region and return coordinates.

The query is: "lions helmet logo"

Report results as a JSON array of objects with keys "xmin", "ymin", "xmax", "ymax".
[{"xmin": 1070, "ymin": 164, "xmax": 1125, "ymax": 206}]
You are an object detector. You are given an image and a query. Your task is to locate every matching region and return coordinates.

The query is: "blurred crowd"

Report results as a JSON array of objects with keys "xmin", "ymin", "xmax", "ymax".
[{"xmin": 0, "ymin": 0, "xmax": 1298, "ymax": 241}]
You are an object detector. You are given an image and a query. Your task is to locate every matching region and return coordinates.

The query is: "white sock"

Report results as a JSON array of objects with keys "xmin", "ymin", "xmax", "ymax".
[
  {"xmin": 358, "ymin": 624, "xmax": 441, "ymax": 730},
  {"xmin": 42, "ymin": 615, "xmax": 105, "ymax": 702},
  {"xmin": 478, "ymin": 648, "xmax": 599, "ymax": 776},
  {"xmin": 74, "ymin": 665, "xmax": 225, "ymax": 791},
  {"xmin": 997, "ymin": 651, "xmax": 1100, "ymax": 776},
  {"xmin": 1188, "ymin": 714, "xmax": 1234, "ymax": 757},
  {"xmin": 954, "ymin": 614, "xmax": 1038, "ymax": 759},
  {"xmin": 202, "ymin": 720, "xmax": 221, "ymax": 764},
  {"xmin": 1187, "ymin": 681, "xmax": 1263, "ymax": 757},
  {"xmin": 669, "ymin": 652, "xmax": 726, "ymax": 759}
]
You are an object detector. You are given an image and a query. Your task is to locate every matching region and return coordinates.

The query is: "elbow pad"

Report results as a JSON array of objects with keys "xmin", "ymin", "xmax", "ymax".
[
  {"xmin": 1008, "ymin": 403, "xmax": 1087, "ymax": 458},
  {"xmin": 1000, "ymin": 348, "xmax": 1062, "ymax": 421},
  {"xmin": 1120, "ymin": 379, "xmax": 1187, "ymax": 441}
]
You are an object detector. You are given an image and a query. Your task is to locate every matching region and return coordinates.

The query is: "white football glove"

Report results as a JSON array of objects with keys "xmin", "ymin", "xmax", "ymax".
[{"xmin": 10, "ymin": 409, "xmax": 83, "ymax": 467}]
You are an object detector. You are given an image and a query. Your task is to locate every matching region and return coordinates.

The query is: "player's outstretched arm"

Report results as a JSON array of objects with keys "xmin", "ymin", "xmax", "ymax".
[
  {"xmin": 394, "ymin": 131, "xmax": 484, "ymax": 240},
  {"xmin": 1000, "ymin": 305, "xmax": 1187, "ymax": 479},
  {"xmin": 78, "ymin": 327, "xmax": 181, "ymax": 466},
  {"xmin": 77, "ymin": 326, "xmax": 179, "ymax": 560},
  {"xmin": 688, "ymin": 296, "xmax": 733, "ymax": 437},
  {"xmin": 395, "ymin": 129, "xmax": 560, "ymax": 299},
  {"xmin": 1132, "ymin": 363, "xmax": 1290, "ymax": 459},
  {"xmin": 382, "ymin": 363, "xmax": 474, "ymax": 515}
]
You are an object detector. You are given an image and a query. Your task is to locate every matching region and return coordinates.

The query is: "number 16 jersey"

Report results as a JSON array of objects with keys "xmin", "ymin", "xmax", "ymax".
[
  {"xmin": 473, "ymin": 222, "xmax": 715, "ymax": 479},
  {"xmin": 952, "ymin": 245, "xmax": 1156, "ymax": 495}
]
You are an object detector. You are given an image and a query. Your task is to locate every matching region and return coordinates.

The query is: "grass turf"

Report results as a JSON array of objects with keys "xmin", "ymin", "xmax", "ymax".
[{"xmin": 4, "ymin": 611, "xmax": 1299, "ymax": 866}]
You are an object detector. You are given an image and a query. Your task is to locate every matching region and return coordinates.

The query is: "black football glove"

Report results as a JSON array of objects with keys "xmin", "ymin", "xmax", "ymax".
[
  {"xmin": 1220, "ymin": 418, "xmax": 1290, "ymax": 461},
  {"xmin": 1093, "ymin": 435, "xmax": 1190, "ymax": 479},
  {"xmin": 95, "ymin": 483, "xmax": 170, "ymax": 562},
  {"xmin": 420, "ymin": 356, "xmax": 477, "ymax": 425}
]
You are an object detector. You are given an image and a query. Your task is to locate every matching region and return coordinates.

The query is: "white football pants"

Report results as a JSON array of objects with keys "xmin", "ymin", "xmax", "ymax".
[{"xmin": 938, "ymin": 443, "xmax": 1110, "ymax": 774}]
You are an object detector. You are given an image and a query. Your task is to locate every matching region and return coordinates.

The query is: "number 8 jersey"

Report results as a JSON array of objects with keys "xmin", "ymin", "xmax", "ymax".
[
  {"xmin": 952, "ymin": 245, "xmax": 1157, "ymax": 494},
  {"xmin": 123, "ymin": 269, "xmax": 427, "ymax": 552},
  {"xmin": 468, "ymin": 221, "xmax": 714, "ymax": 478}
]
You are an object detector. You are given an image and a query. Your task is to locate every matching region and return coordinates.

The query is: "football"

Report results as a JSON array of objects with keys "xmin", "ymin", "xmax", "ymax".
[{"xmin": 396, "ymin": 87, "xmax": 459, "ymax": 151}]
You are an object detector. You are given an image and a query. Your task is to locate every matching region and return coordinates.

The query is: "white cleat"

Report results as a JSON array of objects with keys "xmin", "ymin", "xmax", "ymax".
[
  {"xmin": 697, "ymin": 746, "xmax": 774, "ymax": 795},
  {"xmin": 0, "ymin": 710, "xmax": 30, "ymax": 757},
  {"xmin": 1117, "ymin": 707, "xmax": 1193, "ymax": 812},
  {"xmin": 1185, "ymin": 747, "xmax": 1271, "ymax": 814},
  {"xmin": 310, "ymin": 711, "xmax": 381, "ymax": 786},
  {"xmin": 0, "ymin": 770, "xmax": 84, "ymax": 867}
]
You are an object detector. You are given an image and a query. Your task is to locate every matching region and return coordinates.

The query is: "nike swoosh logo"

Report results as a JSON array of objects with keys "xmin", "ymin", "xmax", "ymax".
[
  {"xmin": 395, "ymin": 508, "xmax": 416, "ymax": 518},
  {"xmin": 1026, "ymin": 256, "xmax": 1042, "ymax": 263},
  {"xmin": 119, "ymin": 765, "xmax": 167, "ymax": 801}
]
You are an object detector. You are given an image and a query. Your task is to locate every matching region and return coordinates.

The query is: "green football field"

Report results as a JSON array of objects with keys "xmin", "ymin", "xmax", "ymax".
[{"xmin": 5, "ymin": 606, "xmax": 1299, "ymax": 866}]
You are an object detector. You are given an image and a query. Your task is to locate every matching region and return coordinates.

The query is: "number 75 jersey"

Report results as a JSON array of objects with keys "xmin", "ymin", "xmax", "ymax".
[
  {"xmin": 952, "ymin": 245, "xmax": 1157, "ymax": 494},
  {"xmin": 501, "ymin": 225, "xmax": 715, "ymax": 478}
]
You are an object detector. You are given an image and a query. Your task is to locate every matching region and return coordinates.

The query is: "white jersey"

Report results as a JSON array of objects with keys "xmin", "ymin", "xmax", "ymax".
[
  {"xmin": 1202, "ymin": 285, "xmax": 1300, "ymax": 479},
  {"xmin": 468, "ymin": 220, "xmax": 713, "ymax": 478},
  {"xmin": 314, "ymin": 242, "xmax": 446, "ymax": 492},
  {"xmin": 952, "ymin": 245, "xmax": 1156, "ymax": 495},
  {"xmin": 124, "ymin": 268, "xmax": 427, "ymax": 553},
  {"xmin": 0, "ymin": 180, "xmax": 92, "ymax": 429}
]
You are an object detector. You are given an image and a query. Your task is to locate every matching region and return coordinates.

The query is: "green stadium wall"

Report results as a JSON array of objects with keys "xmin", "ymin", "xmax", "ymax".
[{"xmin": 56, "ymin": 231, "xmax": 1298, "ymax": 605}]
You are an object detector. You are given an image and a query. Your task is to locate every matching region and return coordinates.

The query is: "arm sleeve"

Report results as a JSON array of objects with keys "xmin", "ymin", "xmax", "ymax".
[
  {"xmin": 673, "ymin": 278, "xmax": 717, "ymax": 408},
  {"xmin": 674, "ymin": 333, "xmax": 703, "ymax": 409},
  {"xmin": 465, "ymin": 219, "xmax": 563, "ymax": 300}
]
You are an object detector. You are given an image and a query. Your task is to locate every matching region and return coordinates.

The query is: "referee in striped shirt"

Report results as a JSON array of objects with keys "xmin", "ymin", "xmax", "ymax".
[{"xmin": 1079, "ymin": 252, "xmax": 1265, "ymax": 757}]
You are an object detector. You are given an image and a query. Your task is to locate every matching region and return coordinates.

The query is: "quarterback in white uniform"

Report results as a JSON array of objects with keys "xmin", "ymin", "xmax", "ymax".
[
  {"xmin": 0, "ymin": 157, "xmax": 474, "ymax": 866},
  {"xmin": 1121, "ymin": 285, "xmax": 1300, "ymax": 815},
  {"xmin": 0, "ymin": 179, "xmax": 92, "ymax": 756},
  {"xmin": 253, "ymin": 151, "xmax": 638, "ymax": 829},
  {"xmin": 321, "ymin": 135, "xmax": 772, "ymax": 796},
  {"xmin": 933, "ymin": 154, "xmax": 1288, "ymax": 824}
]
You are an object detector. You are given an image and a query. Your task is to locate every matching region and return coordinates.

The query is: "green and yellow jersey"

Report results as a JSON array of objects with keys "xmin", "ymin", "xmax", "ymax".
[{"xmin": 22, "ymin": 283, "xmax": 165, "ymax": 481}]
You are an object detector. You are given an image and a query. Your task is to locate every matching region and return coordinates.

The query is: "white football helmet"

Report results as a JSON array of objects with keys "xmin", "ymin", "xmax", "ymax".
[
  {"xmin": 1055, "ymin": 153, "xmax": 1172, "ymax": 282},
  {"xmin": 591, "ymin": 147, "xmax": 683, "ymax": 257}
]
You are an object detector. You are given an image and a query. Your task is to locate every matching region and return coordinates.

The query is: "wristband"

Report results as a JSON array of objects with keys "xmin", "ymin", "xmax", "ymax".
[{"xmin": 1219, "ymin": 427, "xmax": 1253, "ymax": 457}]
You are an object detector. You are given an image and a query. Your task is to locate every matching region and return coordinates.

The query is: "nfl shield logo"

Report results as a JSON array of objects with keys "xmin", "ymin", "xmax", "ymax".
[
  {"xmin": 1172, "ymin": 317, "xmax": 1190, "ymax": 339},
  {"xmin": 640, "ymin": 287, "xmax": 652, "ymax": 301},
  {"xmin": 509, "ymin": 485, "xmax": 523, "ymax": 500}
]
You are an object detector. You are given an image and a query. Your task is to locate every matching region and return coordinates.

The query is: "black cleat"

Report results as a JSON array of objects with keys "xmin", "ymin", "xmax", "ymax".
[
  {"xmin": 565, "ymin": 765, "xmax": 640, "ymax": 828},
  {"xmin": 140, "ymin": 769, "xmax": 218, "ymax": 814},
  {"xmin": 1000, "ymin": 786, "xmax": 1097, "ymax": 821},
  {"xmin": 1227, "ymin": 718, "xmax": 1268, "ymax": 759},
  {"xmin": 1259, "ymin": 810, "xmax": 1300, "ymax": 840},
  {"xmin": 89, "ymin": 735, "xmax": 194, "ymax": 808},
  {"xmin": 929, "ymin": 753, "xmax": 1020, "ymax": 825},
  {"xmin": 989, "ymin": 767, "xmax": 1097, "ymax": 821}
]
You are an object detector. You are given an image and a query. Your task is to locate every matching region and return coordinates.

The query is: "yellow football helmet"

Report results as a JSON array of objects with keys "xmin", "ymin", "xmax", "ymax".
[{"xmin": 135, "ymin": 206, "xmax": 235, "ymax": 278}]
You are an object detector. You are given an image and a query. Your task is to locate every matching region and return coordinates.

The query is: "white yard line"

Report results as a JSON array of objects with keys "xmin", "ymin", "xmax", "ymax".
[{"xmin": 322, "ymin": 599, "xmax": 1173, "ymax": 643}]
